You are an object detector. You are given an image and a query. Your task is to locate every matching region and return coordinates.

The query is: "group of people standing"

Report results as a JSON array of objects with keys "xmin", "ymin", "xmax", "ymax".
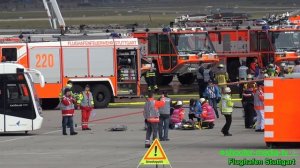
[{"xmin": 60, "ymin": 81, "xmax": 95, "ymax": 135}]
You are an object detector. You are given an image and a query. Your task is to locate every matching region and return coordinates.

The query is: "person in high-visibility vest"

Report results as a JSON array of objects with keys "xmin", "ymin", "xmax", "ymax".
[
  {"xmin": 144, "ymin": 92, "xmax": 165, "ymax": 148},
  {"xmin": 145, "ymin": 67, "xmax": 158, "ymax": 92},
  {"xmin": 59, "ymin": 81, "xmax": 74, "ymax": 101},
  {"xmin": 254, "ymin": 82, "xmax": 264, "ymax": 132},
  {"xmin": 220, "ymin": 87, "xmax": 234, "ymax": 136},
  {"xmin": 61, "ymin": 88, "xmax": 78, "ymax": 136},
  {"xmin": 77, "ymin": 84, "xmax": 94, "ymax": 130},
  {"xmin": 215, "ymin": 64, "xmax": 229, "ymax": 92}
]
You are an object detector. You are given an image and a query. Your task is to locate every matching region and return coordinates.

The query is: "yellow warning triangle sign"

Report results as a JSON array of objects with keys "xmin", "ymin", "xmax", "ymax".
[{"xmin": 139, "ymin": 139, "xmax": 170, "ymax": 165}]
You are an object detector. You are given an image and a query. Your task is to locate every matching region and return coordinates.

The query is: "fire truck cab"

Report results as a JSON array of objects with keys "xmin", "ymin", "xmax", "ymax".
[
  {"xmin": 0, "ymin": 36, "xmax": 141, "ymax": 109},
  {"xmin": 133, "ymin": 28, "xmax": 218, "ymax": 85}
]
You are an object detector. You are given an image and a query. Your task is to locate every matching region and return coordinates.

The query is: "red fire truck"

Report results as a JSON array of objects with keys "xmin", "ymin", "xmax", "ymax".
[
  {"xmin": 0, "ymin": 35, "xmax": 141, "ymax": 109},
  {"xmin": 132, "ymin": 28, "xmax": 219, "ymax": 85},
  {"xmin": 207, "ymin": 25, "xmax": 300, "ymax": 81}
]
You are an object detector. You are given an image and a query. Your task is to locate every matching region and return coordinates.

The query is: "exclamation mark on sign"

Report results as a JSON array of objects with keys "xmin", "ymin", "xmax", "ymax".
[{"xmin": 154, "ymin": 146, "xmax": 157, "ymax": 156}]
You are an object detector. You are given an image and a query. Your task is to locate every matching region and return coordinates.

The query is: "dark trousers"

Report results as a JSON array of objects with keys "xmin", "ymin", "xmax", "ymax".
[
  {"xmin": 146, "ymin": 77, "xmax": 157, "ymax": 91},
  {"xmin": 158, "ymin": 114, "xmax": 170, "ymax": 140},
  {"xmin": 208, "ymin": 98, "xmax": 219, "ymax": 118},
  {"xmin": 197, "ymin": 79, "xmax": 205, "ymax": 97},
  {"xmin": 244, "ymin": 103, "xmax": 255, "ymax": 128},
  {"xmin": 62, "ymin": 116, "xmax": 75, "ymax": 134},
  {"xmin": 202, "ymin": 82, "xmax": 208, "ymax": 95},
  {"xmin": 222, "ymin": 115, "xmax": 232, "ymax": 135},
  {"xmin": 146, "ymin": 122, "xmax": 158, "ymax": 141},
  {"xmin": 188, "ymin": 113, "xmax": 200, "ymax": 122}
]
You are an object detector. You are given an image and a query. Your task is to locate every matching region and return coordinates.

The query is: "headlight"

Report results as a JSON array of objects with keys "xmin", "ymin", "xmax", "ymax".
[{"xmin": 179, "ymin": 56, "xmax": 189, "ymax": 60}]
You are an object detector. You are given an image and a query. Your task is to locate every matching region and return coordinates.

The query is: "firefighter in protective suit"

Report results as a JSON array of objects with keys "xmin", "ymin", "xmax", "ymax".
[
  {"xmin": 77, "ymin": 84, "xmax": 94, "ymax": 130},
  {"xmin": 145, "ymin": 67, "xmax": 158, "ymax": 92}
]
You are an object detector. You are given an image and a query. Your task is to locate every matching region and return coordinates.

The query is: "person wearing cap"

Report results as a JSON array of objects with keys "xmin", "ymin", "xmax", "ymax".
[
  {"xmin": 278, "ymin": 62, "xmax": 286, "ymax": 77},
  {"xmin": 61, "ymin": 88, "xmax": 78, "ymax": 135},
  {"xmin": 220, "ymin": 87, "xmax": 234, "ymax": 136},
  {"xmin": 170, "ymin": 100, "xmax": 185, "ymax": 129},
  {"xmin": 144, "ymin": 92, "xmax": 165, "ymax": 148},
  {"xmin": 158, "ymin": 91, "xmax": 172, "ymax": 141},
  {"xmin": 200, "ymin": 98, "xmax": 215, "ymax": 129},
  {"xmin": 254, "ymin": 82, "xmax": 264, "ymax": 132},
  {"xmin": 214, "ymin": 64, "xmax": 229, "ymax": 92},
  {"xmin": 242, "ymin": 79, "xmax": 256, "ymax": 129},
  {"xmin": 59, "ymin": 81, "xmax": 74, "ymax": 102},
  {"xmin": 266, "ymin": 63, "xmax": 277, "ymax": 77},
  {"xmin": 203, "ymin": 80, "xmax": 221, "ymax": 118},
  {"xmin": 77, "ymin": 84, "xmax": 94, "ymax": 130},
  {"xmin": 188, "ymin": 98, "xmax": 202, "ymax": 122}
]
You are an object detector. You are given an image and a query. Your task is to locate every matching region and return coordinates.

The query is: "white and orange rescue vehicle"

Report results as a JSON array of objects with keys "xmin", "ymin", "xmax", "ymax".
[
  {"xmin": 264, "ymin": 75, "xmax": 300, "ymax": 148},
  {"xmin": 0, "ymin": 37, "xmax": 141, "ymax": 109}
]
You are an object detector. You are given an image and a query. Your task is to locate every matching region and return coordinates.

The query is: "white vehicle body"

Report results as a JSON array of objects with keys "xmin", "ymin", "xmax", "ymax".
[{"xmin": 0, "ymin": 63, "xmax": 45, "ymax": 133}]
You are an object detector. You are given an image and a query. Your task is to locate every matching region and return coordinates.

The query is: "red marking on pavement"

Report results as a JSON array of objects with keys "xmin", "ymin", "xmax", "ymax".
[{"xmin": 89, "ymin": 111, "xmax": 143, "ymax": 123}]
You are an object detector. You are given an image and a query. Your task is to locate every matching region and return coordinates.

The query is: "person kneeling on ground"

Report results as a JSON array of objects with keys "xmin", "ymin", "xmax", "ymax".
[
  {"xmin": 170, "ymin": 101, "xmax": 185, "ymax": 129},
  {"xmin": 199, "ymin": 98, "xmax": 215, "ymax": 129},
  {"xmin": 188, "ymin": 98, "xmax": 201, "ymax": 122}
]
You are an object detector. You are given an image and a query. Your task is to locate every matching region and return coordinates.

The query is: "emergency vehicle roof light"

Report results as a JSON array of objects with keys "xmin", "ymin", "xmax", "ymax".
[
  {"xmin": 262, "ymin": 25, "xmax": 270, "ymax": 30},
  {"xmin": 162, "ymin": 27, "xmax": 171, "ymax": 32}
]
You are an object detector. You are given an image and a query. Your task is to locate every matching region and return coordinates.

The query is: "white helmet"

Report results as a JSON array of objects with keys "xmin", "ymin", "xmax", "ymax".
[
  {"xmin": 224, "ymin": 87, "xmax": 231, "ymax": 93},
  {"xmin": 280, "ymin": 62, "xmax": 286, "ymax": 67},
  {"xmin": 247, "ymin": 74, "xmax": 253, "ymax": 79},
  {"xmin": 176, "ymin": 101, "xmax": 183, "ymax": 106},
  {"xmin": 218, "ymin": 64, "xmax": 224, "ymax": 68},
  {"xmin": 199, "ymin": 98, "xmax": 206, "ymax": 104}
]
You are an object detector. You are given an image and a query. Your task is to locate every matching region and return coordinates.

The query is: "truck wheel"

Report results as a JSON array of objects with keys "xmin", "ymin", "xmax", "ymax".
[
  {"xmin": 178, "ymin": 73, "xmax": 195, "ymax": 85},
  {"xmin": 156, "ymin": 75, "xmax": 173, "ymax": 86},
  {"xmin": 92, "ymin": 84, "xmax": 112, "ymax": 108}
]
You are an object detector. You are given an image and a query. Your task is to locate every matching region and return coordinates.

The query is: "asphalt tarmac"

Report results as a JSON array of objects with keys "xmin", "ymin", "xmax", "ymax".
[{"xmin": 0, "ymin": 104, "xmax": 298, "ymax": 168}]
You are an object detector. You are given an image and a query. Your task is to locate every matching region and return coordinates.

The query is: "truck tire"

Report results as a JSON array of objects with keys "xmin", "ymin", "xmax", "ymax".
[
  {"xmin": 156, "ymin": 75, "xmax": 173, "ymax": 86},
  {"xmin": 92, "ymin": 84, "xmax": 112, "ymax": 108},
  {"xmin": 177, "ymin": 73, "xmax": 195, "ymax": 85}
]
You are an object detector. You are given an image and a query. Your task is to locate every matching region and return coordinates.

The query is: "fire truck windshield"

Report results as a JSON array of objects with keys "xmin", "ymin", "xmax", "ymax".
[
  {"xmin": 171, "ymin": 33, "xmax": 215, "ymax": 55},
  {"xmin": 271, "ymin": 31, "xmax": 300, "ymax": 52}
]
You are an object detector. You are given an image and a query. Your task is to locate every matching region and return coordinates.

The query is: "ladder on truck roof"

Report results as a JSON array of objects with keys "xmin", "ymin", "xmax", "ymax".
[{"xmin": 42, "ymin": 0, "xmax": 66, "ymax": 30}]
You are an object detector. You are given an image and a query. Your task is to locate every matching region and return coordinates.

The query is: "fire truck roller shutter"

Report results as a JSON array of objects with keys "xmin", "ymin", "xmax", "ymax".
[
  {"xmin": 63, "ymin": 48, "xmax": 88, "ymax": 77},
  {"xmin": 89, "ymin": 48, "xmax": 114, "ymax": 77},
  {"xmin": 29, "ymin": 48, "xmax": 61, "ymax": 83}
]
